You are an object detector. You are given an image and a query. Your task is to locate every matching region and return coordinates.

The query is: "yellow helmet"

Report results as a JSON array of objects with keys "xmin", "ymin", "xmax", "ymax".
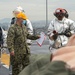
[{"xmin": 16, "ymin": 12, "xmax": 27, "ymax": 20}]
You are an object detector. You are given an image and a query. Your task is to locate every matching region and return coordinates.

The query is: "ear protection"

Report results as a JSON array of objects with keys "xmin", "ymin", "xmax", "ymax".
[
  {"xmin": 54, "ymin": 8, "xmax": 65, "ymax": 17},
  {"xmin": 63, "ymin": 9, "xmax": 69, "ymax": 18}
]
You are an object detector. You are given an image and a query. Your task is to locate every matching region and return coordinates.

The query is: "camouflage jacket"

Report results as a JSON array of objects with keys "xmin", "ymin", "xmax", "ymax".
[
  {"xmin": 19, "ymin": 54, "xmax": 75, "ymax": 75},
  {"xmin": 7, "ymin": 24, "xmax": 39, "ymax": 55}
]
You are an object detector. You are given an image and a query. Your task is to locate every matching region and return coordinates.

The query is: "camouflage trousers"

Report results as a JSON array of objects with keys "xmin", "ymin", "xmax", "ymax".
[{"xmin": 10, "ymin": 53, "xmax": 30, "ymax": 75}]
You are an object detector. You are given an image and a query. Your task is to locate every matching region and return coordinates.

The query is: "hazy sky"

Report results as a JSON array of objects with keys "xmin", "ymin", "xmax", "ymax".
[{"xmin": 0, "ymin": 0, "xmax": 75, "ymax": 21}]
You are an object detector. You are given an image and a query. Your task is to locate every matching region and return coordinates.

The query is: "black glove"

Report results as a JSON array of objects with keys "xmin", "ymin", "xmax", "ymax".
[
  {"xmin": 52, "ymin": 33, "xmax": 58, "ymax": 40},
  {"xmin": 64, "ymin": 32, "xmax": 72, "ymax": 37}
]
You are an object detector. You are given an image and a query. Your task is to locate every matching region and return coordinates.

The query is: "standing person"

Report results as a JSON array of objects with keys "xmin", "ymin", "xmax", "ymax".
[
  {"xmin": 11, "ymin": 6, "xmax": 33, "ymax": 47},
  {"xmin": 7, "ymin": 12, "xmax": 40, "ymax": 75},
  {"xmin": 47, "ymin": 8, "xmax": 75, "ymax": 50},
  {"xmin": 0, "ymin": 27, "xmax": 3, "ymax": 58}
]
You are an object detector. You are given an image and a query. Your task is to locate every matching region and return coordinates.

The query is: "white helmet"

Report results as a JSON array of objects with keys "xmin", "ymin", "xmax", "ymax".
[
  {"xmin": 16, "ymin": 6, "xmax": 24, "ymax": 12},
  {"xmin": 13, "ymin": 6, "xmax": 24, "ymax": 17}
]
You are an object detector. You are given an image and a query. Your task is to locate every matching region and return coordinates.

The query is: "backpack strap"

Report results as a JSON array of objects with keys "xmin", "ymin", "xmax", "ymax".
[{"xmin": 23, "ymin": 20, "xmax": 27, "ymax": 26}]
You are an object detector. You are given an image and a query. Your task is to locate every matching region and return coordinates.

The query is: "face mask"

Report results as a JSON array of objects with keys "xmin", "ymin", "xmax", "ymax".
[{"xmin": 22, "ymin": 20, "xmax": 27, "ymax": 25}]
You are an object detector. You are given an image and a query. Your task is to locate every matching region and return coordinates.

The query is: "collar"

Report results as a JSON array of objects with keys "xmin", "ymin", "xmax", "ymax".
[{"xmin": 55, "ymin": 17, "xmax": 66, "ymax": 23}]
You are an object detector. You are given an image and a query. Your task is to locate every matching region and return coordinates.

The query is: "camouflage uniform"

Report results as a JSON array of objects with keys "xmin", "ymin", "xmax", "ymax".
[{"xmin": 7, "ymin": 24, "xmax": 39, "ymax": 75}]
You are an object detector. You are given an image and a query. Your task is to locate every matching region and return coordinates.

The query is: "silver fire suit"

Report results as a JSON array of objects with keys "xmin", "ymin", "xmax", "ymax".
[
  {"xmin": 47, "ymin": 17, "xmax": 75, "ymax": 49},
  {"xmin": 26, "ymin": 19, "xmax": 33, "ymax": 45}
]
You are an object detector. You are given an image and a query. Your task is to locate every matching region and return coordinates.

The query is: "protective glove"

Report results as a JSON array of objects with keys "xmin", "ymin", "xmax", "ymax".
[
  {"xmin": 64, "ymin": 32, "xmax": 72, "ymax": 37},
  {"xmin": 52, "ymin": 33, "xmax": 58, "ymax": 40}
]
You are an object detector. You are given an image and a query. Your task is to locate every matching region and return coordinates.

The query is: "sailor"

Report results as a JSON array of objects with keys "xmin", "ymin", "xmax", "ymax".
[
  {"xmin": 7, "ymin": 12, "xmax": 40, "ymax": 75},
  {"xmin": 47, "ymin": 8, "xmax": 75, "ymax": 50}
]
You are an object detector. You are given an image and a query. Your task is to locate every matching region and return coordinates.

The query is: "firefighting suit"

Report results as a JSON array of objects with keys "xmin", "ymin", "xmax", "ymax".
[{"xmin": 47, "ymin": 17, "xmax": 75, "ymax": 49}]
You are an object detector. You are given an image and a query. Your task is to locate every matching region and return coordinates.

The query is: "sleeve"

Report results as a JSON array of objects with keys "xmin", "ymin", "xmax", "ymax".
[
  {"xmin": 27, "ymin": 34, "xmax": 40, "ymax": 40},
  {"xmin": 47, "ymin": 20, "xmax": 54, "ymax": 37},
  {"xmin": 7, "ymin": 26, "xmax": 15, "ymax": 52},
  {"xmin": 69, "ymin": 19, "xmax": 75, "ymax": 34},
  {"xmin": 26, "ymin": 19, "xmax": 33, "ymax": 35}
]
